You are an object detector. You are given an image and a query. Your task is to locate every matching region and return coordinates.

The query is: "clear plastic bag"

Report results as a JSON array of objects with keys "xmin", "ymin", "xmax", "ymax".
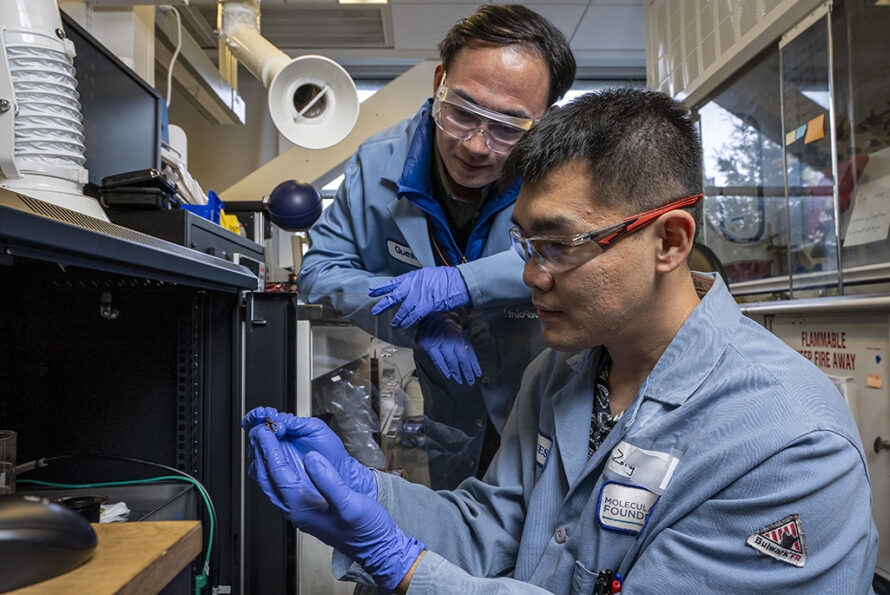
[{"xmin": 313, "ymin": 369, "xmax": 387, "ymax": 469}]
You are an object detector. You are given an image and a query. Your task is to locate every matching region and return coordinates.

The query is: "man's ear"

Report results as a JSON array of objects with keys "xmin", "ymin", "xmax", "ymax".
[
  {"xmin": 654, "ymin": 211, "xmax": 696, "ymax": 273},
  {"xmin": 433, "ymin": 64, "xmax": 445, "ymax": 94}
]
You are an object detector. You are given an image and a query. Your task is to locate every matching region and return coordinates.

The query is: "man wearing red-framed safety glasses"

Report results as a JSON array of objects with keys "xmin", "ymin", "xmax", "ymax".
[{"xmin": 248, "ymin": 87, "xmax": 878, "ymax": 594}]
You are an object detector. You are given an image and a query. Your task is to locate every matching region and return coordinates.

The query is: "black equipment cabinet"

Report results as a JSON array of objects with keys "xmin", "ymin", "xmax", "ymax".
[{"xmin": 0, "ymin": 196, "xmax": 278, "ymax": 593}]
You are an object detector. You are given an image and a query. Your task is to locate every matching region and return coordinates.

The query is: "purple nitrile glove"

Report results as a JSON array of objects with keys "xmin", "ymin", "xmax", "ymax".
[
  {"xmin": 248, "ymin": 426, "xmax": 425, "ymax": 591},
  {"xmin": 242, "ymin": 406, "xmax": 376, "ymax": 500},
  {"xmin": 369, "ymin": 266, "xmax": 470, "ymax": 329},
  {"xmin": 415, "ymin": 313, "xmax": 482, "ymax": 385}
]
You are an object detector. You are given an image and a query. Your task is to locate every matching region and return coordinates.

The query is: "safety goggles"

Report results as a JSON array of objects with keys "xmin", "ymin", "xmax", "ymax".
[
  {"xmin": 432, "ymin": 75, "xmax": 536, "ymax": 154},
  {"xmin": 510, "ymin": 194, "xmax": 703, "ymax": 273}
]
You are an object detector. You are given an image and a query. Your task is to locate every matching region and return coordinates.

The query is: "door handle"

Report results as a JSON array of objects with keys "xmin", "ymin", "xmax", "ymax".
[{"xmin": 875, "ymin": 437, "xmax": 890, "ymax": 453}]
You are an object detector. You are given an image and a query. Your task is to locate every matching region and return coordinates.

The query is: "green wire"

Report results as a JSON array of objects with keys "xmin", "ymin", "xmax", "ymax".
[{"xmin": 18, "ymin": 476, "xmax": 214, "ymax": 590}]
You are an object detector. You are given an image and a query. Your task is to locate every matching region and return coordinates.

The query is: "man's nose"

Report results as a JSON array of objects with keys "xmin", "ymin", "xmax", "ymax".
[
  {"xmin": 463, "ymin": 129, "xmax": 491, "ymax": 155},
  {"xmin": 523, "ymin": 259, "xmax": 553, "ymax": 291}
]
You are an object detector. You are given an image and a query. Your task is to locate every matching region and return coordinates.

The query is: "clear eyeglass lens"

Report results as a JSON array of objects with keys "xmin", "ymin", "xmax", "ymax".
[
  {"xmin": 510, "ymin": 232, "xmax": 532, "ymax": 263},
  {"xmin": 445, "ymin": 104, "xmax": 480, "ymax": 128},
  {"xmin": 440, "ymin": 102, "xmax": 525, "ymax": 148},
  {"xmin": 488, "ymin": 122, "xmax": 525, "ymax": 143},
  {"xmin": 510, "ymin": 235, "xmax": 605, "ymax": 273}
]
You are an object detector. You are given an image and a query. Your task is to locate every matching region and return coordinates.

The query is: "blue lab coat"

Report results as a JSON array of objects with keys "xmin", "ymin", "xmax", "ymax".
[
  {"xmin": 298, "ymin": 100, "xmax": 544, "ymax": 488},
  {"xmin": 337, "ymin": 274, "xmax": 879, "ymax": 593}
]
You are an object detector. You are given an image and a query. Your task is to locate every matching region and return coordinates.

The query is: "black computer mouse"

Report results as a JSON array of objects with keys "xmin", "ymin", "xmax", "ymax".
[{"xmin": 0, "ymin": 494, "xmax": 98, "ymax": 593}]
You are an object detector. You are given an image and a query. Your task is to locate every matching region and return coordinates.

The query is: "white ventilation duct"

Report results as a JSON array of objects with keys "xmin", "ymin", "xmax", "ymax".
[
  {"xmin": 220, "ymin": 0, "xmax": 359, "ymax": 150},
  {"xmin": 0, "ymin": 0, "xmax": 104, "ymax": 220}
]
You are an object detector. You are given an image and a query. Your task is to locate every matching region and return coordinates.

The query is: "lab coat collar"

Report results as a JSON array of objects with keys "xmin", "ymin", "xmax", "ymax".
[
  {"xmin": 374, "ymin": 100, "xmax": 444, "ymax": 265},
  {"xmin": 391, "ymin": 101, "xmax": 459, "ymax": 260},
  {"xmin": 386, "ymin": 198, "xmax": 436, "ymax": 267},
  {"xmin": 551, "ymin": 347, "xmax": 600, "ymax": 486},
  {"xmin": 565, "ymin": 348, "xmax": 595, "ymax": 373},
  {"xmin": 394, "ymin": 99, "xmax": 435, "ymax": 197},
  {"xmin": 638, "ymin": 273, "xmax": 739, "ymax": 407},
  {"xmin": 377, "ymin": 99, "xmax": 432, "ymax": 190},
  {"xmin": 552, "ymin": 347, "xmax": 635, "ymax": 489}
]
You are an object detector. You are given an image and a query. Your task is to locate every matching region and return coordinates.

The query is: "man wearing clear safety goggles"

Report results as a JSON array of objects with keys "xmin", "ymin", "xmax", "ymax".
[
  {"xmin": 432, "ymin": 75, "xmax": 536, "ymax": 155},
  {"xmin": 510, "ymin": 194, "xmax": 704, "ymax": 274},
  {"xmin": 298, "ymin": 5, "xmax": 576, "ymax": 491}
]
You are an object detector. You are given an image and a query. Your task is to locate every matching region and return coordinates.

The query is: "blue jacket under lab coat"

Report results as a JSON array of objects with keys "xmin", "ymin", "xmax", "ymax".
[
  {"xmin": 336, "ymin": 274, "xmax": 878, "ymax": 593},
  {"xmin": 298, "ymin": 100, "xmax": 544, "ymax": 487}
]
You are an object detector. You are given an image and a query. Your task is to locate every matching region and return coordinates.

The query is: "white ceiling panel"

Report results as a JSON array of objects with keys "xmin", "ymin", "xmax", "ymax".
[
  {"xmin": 523, "ymin": 3, "xmax": 591, "ymax": 40},
  {"xmin": 571, "ymin": 3, "xmax": 645, "ymax": 50},
  {"xmin": 392, "ymin": 3, "xmax": 588, "ymax": 50},
  {"xmin": 490, "ymin": 0, "xmax": 589, "ymax": 4},
  {"xmin": 390, "ymin": 4, "xmax": 480, "ymax": 49}
]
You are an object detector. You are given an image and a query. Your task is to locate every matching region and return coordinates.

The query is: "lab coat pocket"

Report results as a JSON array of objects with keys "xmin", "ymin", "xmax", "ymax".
[{"xmin": 570, "ymin": 560, "xmax": 599, "ymax": 595}]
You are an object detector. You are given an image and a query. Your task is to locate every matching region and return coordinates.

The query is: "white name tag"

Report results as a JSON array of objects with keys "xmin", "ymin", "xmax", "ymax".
[
  {"xmin": 597, "ymin": 481, "xmax": 658, "ymax": 534},
  {"xmin": 387, "ymin": 240, "xmax": 421, "ymax": 267},
  {"xmin": 535, "ymin": 431, "xmax": 552, "ymax": 469},
  {"xmin": 605, "ymin": 440, "xmax": 680, "ymax": 495}
]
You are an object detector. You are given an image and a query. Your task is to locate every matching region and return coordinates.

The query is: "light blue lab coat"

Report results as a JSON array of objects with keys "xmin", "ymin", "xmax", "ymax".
[
  {"xmin": 337, "ymin": 274, "xmax": 878, "ymax": 593},
  {"xmin": 298, "ymin": 100, "xmax": 544, "ymax": 487}
]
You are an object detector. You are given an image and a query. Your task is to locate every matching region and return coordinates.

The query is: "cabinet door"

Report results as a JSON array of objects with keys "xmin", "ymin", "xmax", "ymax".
[{"xmin": 242, "ymin": 293, "xmax": 299, "ymax": 594}]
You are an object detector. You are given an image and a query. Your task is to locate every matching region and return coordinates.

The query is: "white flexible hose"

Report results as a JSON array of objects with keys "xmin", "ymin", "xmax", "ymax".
[
  {"xmin": 6, "ymin": 43, "xmax": 86, "ymax": 169},
  {"xmin": 160, "ymin": 5, "xmax": 182, "ymax": 108}
]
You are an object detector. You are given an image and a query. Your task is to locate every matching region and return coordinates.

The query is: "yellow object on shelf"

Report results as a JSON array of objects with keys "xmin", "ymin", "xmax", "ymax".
[{"xmin": 219, "ymin": 210, "xmax": 243, "ymax": 235}]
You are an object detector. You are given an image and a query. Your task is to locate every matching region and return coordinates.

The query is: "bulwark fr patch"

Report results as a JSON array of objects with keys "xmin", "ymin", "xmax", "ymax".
[{"xmin": 746, "ymin": 514, "xmax": 806, "ymax": 567}]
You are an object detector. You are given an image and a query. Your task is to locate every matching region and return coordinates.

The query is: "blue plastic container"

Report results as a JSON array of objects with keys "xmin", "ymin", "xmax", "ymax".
[{"xmin": 181, "ymin": 189, "xmax": 223, "ymax": 224}]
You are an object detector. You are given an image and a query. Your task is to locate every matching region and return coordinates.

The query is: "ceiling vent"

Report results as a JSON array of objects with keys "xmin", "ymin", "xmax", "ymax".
[{"xmin": 199, "ymin": 5, "xmax": 389, "ymax": 50}]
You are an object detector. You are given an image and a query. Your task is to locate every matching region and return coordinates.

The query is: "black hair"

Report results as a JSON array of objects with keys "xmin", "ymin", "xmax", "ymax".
[
  {"xmin": 438, "ymin": 4, "xmax": 576, "ymax": 106},
  {"xmin": 502, "ymin": 87, "xmax": 703, "ymax": 221}
]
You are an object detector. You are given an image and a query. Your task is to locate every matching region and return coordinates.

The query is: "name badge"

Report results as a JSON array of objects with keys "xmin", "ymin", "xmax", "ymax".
[
  {"xmin": 604, "ymin": 440, "xmax": 680, "ymax": 495},
  {"xmin": 535, "ymin": 430, "xmax": 552, "ymax": 469},
  {"xmin": 597, "ymin": 481, "xmax": 658, "ymax": 534},
  {"xmin": 387, "ymin": 240, "xmax": 421, "ymax": 267}
]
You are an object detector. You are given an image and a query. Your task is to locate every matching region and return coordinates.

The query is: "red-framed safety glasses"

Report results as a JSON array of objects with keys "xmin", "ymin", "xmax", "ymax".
[{"xmin": 510, "ymin": 194, "xmax": 703, "ymax": 273}]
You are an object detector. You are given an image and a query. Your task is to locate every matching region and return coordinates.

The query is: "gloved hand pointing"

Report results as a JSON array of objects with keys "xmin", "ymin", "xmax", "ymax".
[
  {"xmin": 369, "ymin": 266, "xmax": 471, "ymax": 328},
  {"xmin": 248, "ymin": 425, "xmax": 426, "ymax": 591},
  {"xmin": 242, "ymin": 407, "xmax": 377, "ymax": 500},
  {"xmin": 415, "ymin": 313, "xmax": 482, "ymax": 385}
]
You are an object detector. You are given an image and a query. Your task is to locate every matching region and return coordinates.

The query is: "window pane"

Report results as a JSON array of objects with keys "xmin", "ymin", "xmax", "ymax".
[
  {"xmin": 698, "ymin": 46, "xmax": 787, "ymax": 287},
  {"xmin": 833, "ymin": 2, "xmax": 890, "ymax": 277},
  {"xmin": 781, "ymin": 15, "xmax": 837, "ymax": 295}
]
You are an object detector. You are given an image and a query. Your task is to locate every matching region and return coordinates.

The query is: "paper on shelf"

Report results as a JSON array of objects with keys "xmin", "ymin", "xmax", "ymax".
[{"xmin": 844, "ymin": 174, "xmax": 890, "ymax": 246}]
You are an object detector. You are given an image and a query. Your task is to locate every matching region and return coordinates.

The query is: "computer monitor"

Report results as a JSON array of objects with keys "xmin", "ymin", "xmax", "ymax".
[{"xmin": 60, "ymin": 11, "xmax": 163, "ymax": 193}]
